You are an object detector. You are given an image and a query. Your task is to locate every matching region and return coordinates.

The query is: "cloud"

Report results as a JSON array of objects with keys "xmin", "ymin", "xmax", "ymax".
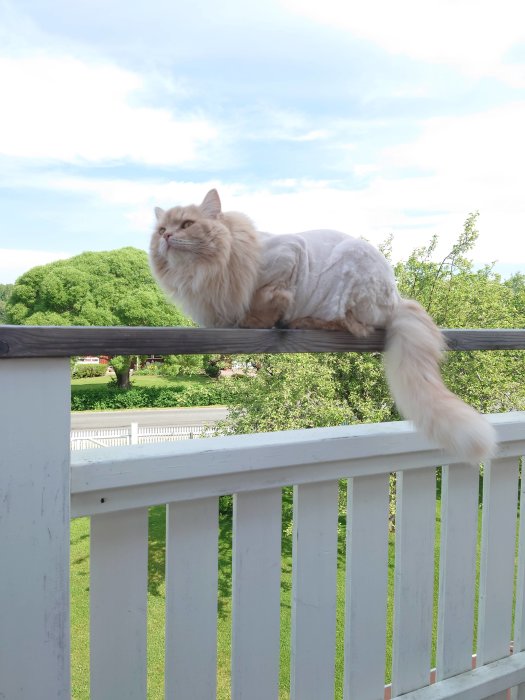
[
  {"xmin": 0, "ymin": 249, "xmax": 72, "ymax": 284},
  {"xmin": 1, "ymin": 160, "xmax": 524, "ymax": 284},
  {"xmin": 282, "ymin": 0, "xmax": 525, "ymax": 85},
  {"xmin": 383, "ymin": 102, "xmax": 525, "ymax": 177},
  {"xmin": 0, "ymin": 54, "xmax": 218, "ymax": 165}
]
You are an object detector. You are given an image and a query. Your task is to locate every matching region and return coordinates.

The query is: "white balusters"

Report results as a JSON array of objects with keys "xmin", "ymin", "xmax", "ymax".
[
  {"xmin": 344, "ymin": 473, "xmax": 390, "ymax": 700},
  {"xmin": 90, "ymin": 507, "xmax": 149, "ymax": 700},
  {"xmin": 477, "ymin": 458, "xmax": 520, "ymax": 700},
  {"xmin": 291, "ymin": 481, "xmax": 339, "ymax": 700},
  {"xmin": 437, "ymin": 463, "xmax": 479, "ymax": 681},
  {"xmin": 165, "ymin": 497, "xmax": 219, "ymax": 700},
  {"xmin": 231, "ymin": 489, "xmax": 282, "ymax": 700},
  {"xmin": 392, "ymin": 467, "xmax": 437, "ymax": 696}
]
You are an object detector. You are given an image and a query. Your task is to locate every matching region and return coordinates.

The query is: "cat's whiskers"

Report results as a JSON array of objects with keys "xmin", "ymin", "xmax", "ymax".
[{"xmin": 166, "ymin": 236, "xmax": 200, "ymax": 250}]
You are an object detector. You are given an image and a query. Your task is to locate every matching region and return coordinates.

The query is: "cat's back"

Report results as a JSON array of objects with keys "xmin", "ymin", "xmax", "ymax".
[
  {"xmin": 259, "ymin": 228, "xmax": 353, "ymax": 264},
  {"xmin": 260, "ymin": 228, "xmax": 387, "ymax": 274},
  {"xmin": 257, "ymin": 227, "xmax": 397, "ymax": 322}
]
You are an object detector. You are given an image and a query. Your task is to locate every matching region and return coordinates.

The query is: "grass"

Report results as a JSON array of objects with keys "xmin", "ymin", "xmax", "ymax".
[
  {"xmin": 70, "ymin": 489, "xmax": 458, "ymax": 700},
  {"xmin": 71, "ymin": 373, "xmax": 212, "ymax": 391}
]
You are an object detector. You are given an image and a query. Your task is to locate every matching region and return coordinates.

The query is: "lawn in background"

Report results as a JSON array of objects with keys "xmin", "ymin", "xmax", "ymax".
[
  {"xmin": 71, "ymin": 373, "xmax": 212, "ymax": 392},
  {"xmin": 70, "ymin": 372, "xmax": 228, "ymax": 410}
]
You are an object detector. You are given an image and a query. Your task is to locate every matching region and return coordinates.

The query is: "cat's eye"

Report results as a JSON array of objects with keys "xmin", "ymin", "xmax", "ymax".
[
  {"xmin": 158, "ymin": 227, "xmax": 166, "ymax": 235},
  {"xmin": 180, "ymin": 220, "xmax": 194, "ymax": 229}
]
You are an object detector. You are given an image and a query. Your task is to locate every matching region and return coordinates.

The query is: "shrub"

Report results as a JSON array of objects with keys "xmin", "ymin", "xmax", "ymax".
[
  {"xmin": 70, "ymin": 380, "xmax": 238, "ymax": 411},
  {"xmin": 204, "ymin": 362, "xmax": 221, "ymax": 378},
  {"xmin": 72, "ymin": 363, "xmax": 108, "ymax": 378},
  {"xmin": 160, "ymin": 355, "xmax": 205, "ymax": 378},
  {"xmin": 133, "ymin": 363, "xmax": 161, "ymax": 376}
]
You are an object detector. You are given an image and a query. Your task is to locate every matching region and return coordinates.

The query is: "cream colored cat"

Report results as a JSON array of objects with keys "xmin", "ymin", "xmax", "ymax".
[{"xmin": 150, "ymin": 189, "xmax": 496, "ymax": 464}]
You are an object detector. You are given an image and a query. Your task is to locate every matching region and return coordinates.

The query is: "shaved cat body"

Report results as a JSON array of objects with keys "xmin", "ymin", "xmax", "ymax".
[
  {"xmin": 150, "ymin": 189, "xmax": 496, "ymax": 464},
  {"xmin": 243, "ymin": 229, "xmax": 399, "ymax": 335}
]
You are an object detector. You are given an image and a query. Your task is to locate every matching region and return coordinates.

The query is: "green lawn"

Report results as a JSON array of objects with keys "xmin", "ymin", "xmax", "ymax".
[
  {"xmin": 71, "ymin": 373, "xmax": 212, "ymax": 391},
  {"xmin": 70, "ymin": 373, "xmax": 222, "ymax": 410},
  {"xmin": 70, "ymin": 492, "xmax": 457, "ymax": 700}
]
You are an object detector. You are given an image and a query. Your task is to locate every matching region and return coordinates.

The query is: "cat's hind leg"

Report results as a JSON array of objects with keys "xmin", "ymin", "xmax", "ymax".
[
  {"xmin": 341, "ymin": 309, "xmax": 375, "ymax": 337},
  {"xmin": 288, "ymin": 310, "xmax": 374, "ymax": 337},
  {"xmin": 239, "ymin": 285, "xmax": 293, "ymax": 329}
]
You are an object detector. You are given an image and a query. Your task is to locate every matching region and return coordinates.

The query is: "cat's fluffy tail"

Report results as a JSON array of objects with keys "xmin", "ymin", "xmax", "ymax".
[{"xmin": 383, "ymin": 299, "xmax": 496, "ymax": 464}]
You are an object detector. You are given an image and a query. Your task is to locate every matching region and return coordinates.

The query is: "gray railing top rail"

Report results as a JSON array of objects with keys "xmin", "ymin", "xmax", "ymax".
[{"xmin": 1, "ymin": 325, "xmax": 525, "ymax": 358}]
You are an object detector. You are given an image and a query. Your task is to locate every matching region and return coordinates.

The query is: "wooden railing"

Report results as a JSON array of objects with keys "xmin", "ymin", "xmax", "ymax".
[
  {"xmin": 1, "ymin": 325, "xmax": 525, "ymax": 700},
  {"xmin": 2, "ymin": 324, "xmax": 525, "ymax": 357}
]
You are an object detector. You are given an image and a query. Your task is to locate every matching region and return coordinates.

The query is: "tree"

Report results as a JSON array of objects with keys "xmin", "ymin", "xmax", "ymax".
[
  {"xmin": 159, "ymin": 354, "xmax": 205, "ymax": 378},
  {"xmin": 0, "ymin": 283, "xmax": 13, "ymax": 323},
  {"xmin": 218, "ymin": 213, "xmax": 525, "ymax": 436},
  {"xmin": 6, "ymin": 247, "xmax": 189, "ymax": 388}
]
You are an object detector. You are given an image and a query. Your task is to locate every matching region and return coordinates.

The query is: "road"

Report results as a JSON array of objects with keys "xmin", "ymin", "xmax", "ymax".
[{"xmin": 71, "ymin": 406, "xmax": 229, "ymax": 430}]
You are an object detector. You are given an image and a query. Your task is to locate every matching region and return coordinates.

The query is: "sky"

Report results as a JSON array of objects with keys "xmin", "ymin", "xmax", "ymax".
[{"xmin": 1, "ymin": 0, "xmax": 525, "ymax": 283}]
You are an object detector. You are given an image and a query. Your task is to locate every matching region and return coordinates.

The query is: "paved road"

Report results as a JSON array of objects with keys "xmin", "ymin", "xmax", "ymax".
[{"xmin": 71, "ymin": 406, "xmax": 228, "ymax": 430}]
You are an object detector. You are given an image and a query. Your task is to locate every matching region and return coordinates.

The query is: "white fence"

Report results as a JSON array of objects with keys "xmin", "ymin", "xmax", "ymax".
[
  {"xmin": 71, "ymin": 423, "xmax": 210, "ymax": 449},
  {"xmin": 2, "ymin": 357, "xmax": 525, "ymax": 699}
]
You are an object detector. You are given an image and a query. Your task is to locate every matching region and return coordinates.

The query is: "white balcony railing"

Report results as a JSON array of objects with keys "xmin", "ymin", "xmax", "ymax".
[{"xmin": 2, "ymin": 326, "xmax": 525, "ymax": 700}]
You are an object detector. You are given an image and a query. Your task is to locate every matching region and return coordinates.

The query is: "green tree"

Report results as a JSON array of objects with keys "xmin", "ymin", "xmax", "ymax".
[
  {"xmin": 0, "ymin": 283, "xmax": 13, "ymax": 323},
  {"xmin": 219, "ymin": 213, "xmax": 525, "ymax": 435},
  {"xmin": 6, "ymin": 247, "xmax": 189, "ymax": 388},
  {"xmin": 159, "ymin": 354, "xmax": 205, "ymax": 378}
]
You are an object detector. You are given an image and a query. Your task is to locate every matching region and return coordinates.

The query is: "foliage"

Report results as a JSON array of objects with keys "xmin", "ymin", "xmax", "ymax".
[
  {"xmin": 159, "ymin": 354, "xmax": 205, "ymax": 378},
  {"xmin": 71, "ymin": 363, "xmax": 108, "ymax": 378},
  {"xmin": 6, "ymin": 247, "xmax": 190, "ymax": 386},
  {"xmin": 0, "ymin": 283, "xmax": 13, "ymax": 323},
  {"xmin": 203, "ymin": 354, "xmax": 232, "ymax": 378},
  {"xmin": 217, "ymin": 353, "xmax": 379, "ymax": 435},
  {"xmin": 70, "ymin": 379, "xmax": 237, "ymax": 411},
  {"xmin": 132, "ymin": 363, "xmax": 161, "ymax": 376},
  {"xmin": 218, "ymin": 213, "xmax": 525, "ymax": 438}
]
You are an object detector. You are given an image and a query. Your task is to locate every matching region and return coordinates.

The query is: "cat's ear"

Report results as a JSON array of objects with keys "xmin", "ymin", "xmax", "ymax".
[
  {"xmin": 199, "ymin": 189, "xmax": 221, "ymax": 219},
  {"xmin": 154, "ymin": 206, "xmax": 165, "ymax": 222}
]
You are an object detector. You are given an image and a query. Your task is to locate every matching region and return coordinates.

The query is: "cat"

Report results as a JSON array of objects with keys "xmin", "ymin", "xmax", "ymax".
[{"xmin": 150, "ymin": 188, "xmax": 496, "ymax": 464}]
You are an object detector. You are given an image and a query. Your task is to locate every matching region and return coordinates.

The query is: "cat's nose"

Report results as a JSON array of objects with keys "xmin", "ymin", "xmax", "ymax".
[{"xmin": 163, "ymin": 230, "xmax": 172, "ymax": 240}]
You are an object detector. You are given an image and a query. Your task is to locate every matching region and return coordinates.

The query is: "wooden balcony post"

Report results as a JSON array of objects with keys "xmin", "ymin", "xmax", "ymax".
[{"xmin": 0, "ymin": 358, "xmax": 71, "ymax": 699}]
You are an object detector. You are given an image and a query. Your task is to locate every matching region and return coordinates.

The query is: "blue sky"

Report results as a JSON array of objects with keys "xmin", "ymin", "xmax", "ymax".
[{"xmin": 1, "ymin": 0, "xmax": 525, "ymax": 283}]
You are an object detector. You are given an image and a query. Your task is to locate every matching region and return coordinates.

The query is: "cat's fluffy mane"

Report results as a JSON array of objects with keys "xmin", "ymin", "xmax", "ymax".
[{"xmin": 149, "ymin": 189, "xmax": 261, "ymax": 327}]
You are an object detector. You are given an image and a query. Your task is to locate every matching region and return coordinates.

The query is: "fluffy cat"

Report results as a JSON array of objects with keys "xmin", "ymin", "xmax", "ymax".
[{"xmin": 150, "ymin": 189, "xmax": 496, "ymax": 464}]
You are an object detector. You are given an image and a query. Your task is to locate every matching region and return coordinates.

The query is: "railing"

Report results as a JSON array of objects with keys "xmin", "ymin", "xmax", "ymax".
[
  {"xmin": 2, "ymin": 325, "xmax": 525, "ymax": 700},
  {"xmin": 71, "ymin": 423, "xmax": 209, "ymax": 450}
]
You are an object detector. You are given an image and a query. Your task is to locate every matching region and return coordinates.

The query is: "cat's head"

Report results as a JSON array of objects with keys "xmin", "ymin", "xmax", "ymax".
[{"xmin": 150, "ymin": 189, "xmax": 232, "ymax": 265}]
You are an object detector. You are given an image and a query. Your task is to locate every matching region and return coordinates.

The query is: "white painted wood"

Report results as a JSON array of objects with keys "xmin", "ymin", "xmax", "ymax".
[
  {"xmin": 130, "ymin": 421, "xmax": 139, "ymax": 445},
  {"xmin": 344, "ymin": 473, "xmax": 390, "ymax": 700},
  {"xmin": 231, "ymin": 489, "xmax": 282, "ymax": 700},
  {"xmin": 477, "ymin": 457, "xmax": 519, "ymax": 700},
  {"xmin": 513, "ymin": 470, "xmax": 525, "ymax": 700},
  {"xmin": 165, "ymin": 497, "xmax": 219, "ymax": 700},
  {"xmin": 90, "ymin": 507, "xmax": 149, "ymax": 700},
  {"xmin": 392, "ymin": 467, "xmax": 437, "ymax": 696},
  {"xmin": 71, "ymin": 424, "xmax": 207, "ymax": 450},
  {"xmin": 390, "ymin": 649, "xmax": 525, "ymax": 700},
  {"xmin": 290, "ymin": 481, "xmax": 339, "ymax": 700},
  {"xmin": 70, "ymin": 412, "xmax": 525, "ymax": 518},
  {"xmin": 436, "ymin": 463, "xmax": 479, "ymax": 681},
  {"xmin": 0, "ymin": 358, "xmax": 71, "ymax": 699}
]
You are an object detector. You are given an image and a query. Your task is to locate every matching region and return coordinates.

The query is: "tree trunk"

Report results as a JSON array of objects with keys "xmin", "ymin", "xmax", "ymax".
[
  {"xmin": 114, "ymin": 368, "xmax": 131, "ymax": 389},
  {"xmin": 109, "ymin": 355, "xmax": 133, "ymax": 389}
]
